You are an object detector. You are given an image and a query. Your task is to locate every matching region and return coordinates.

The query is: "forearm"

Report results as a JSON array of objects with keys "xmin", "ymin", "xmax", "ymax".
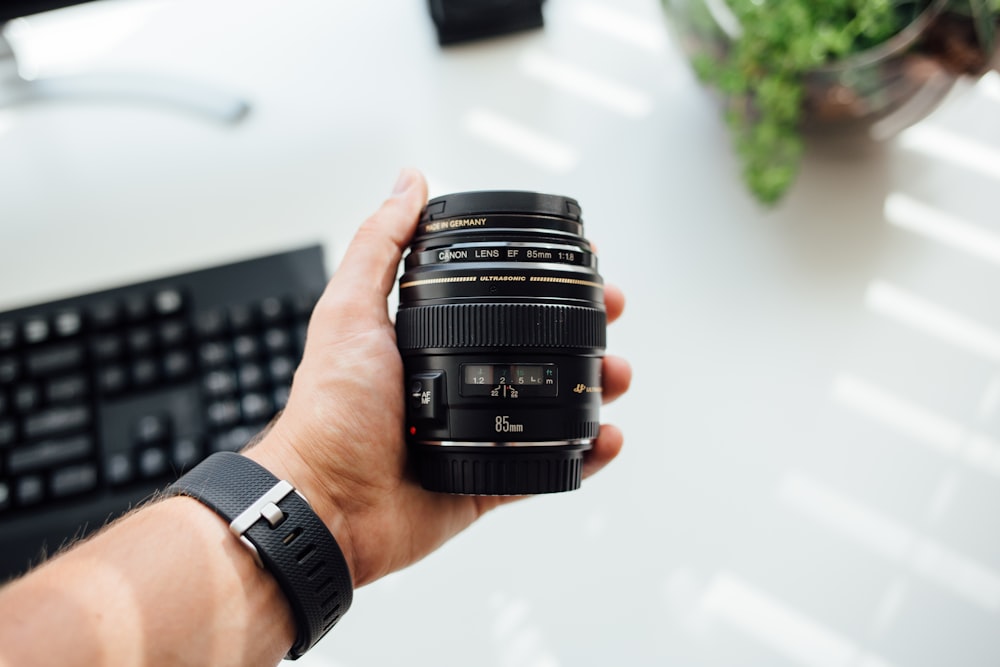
[{"xmin": 0, "ymin": 496, "xmax": 295, "ymax": 667}]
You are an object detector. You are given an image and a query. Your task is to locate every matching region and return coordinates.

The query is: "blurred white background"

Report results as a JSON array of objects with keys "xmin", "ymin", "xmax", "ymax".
[{"xmin": 2, "ymin": 1, "xmax": 1000, "ymax": 665}]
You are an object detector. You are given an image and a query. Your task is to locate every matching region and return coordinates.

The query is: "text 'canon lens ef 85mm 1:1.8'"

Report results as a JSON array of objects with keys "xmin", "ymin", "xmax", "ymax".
[{"xmin": 395, "ymin": 191, "xmax": 606, "ymax": 495}]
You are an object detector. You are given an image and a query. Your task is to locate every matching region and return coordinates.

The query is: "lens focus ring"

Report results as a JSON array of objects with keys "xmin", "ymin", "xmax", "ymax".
[{"xmin": 396, "ymin": 303, "xmax": 606, "ymax": 350}]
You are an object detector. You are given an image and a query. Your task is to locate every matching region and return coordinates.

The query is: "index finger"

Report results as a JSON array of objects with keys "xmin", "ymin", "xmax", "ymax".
[
  {"xmin": 605, "ymin": 284, "xmax": 624, "ymax": 324},
  {"xmin": 326, "ymin": 169, "xmax": 428, "ymax": 315}
]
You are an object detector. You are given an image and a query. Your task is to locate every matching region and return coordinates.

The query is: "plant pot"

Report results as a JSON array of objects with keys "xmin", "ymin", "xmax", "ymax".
[{"xmin": 661, "ymin": 0, "xmax": 1000, "ymax": 201}]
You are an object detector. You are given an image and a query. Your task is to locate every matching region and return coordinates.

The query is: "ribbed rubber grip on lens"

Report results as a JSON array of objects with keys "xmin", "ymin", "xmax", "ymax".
[
  {"xmin": 414, "ymin": 445, "xmax": 589, "ymax": 495},
  {"xmin": 396, "ymin": 303, "xmax": 606, "ymax": 350}
]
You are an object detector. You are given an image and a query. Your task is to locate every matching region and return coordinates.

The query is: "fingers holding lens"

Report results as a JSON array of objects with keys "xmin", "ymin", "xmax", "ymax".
[
  {"xmin": 604, "ymin": 284, "xmax": 625, "ymax": 324},
  {"xmin": 601, "ymin": 355, "xmax": 631, "ymax": 405},
  {"xmin": 582, "ymin": 423, "xmax": 624, "ymax": 479}
]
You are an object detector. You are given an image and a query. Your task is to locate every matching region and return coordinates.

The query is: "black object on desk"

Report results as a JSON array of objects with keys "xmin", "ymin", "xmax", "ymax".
[
  {"xmin": 0, "ymin": 245, "xmax": 327, "ymax": 581},
  {"xmin": 429, "ymin": 0, "xmax": 544, "ymax": 45},
  {"xmin": 0, "ymin": 0, "xmax": 97, "ymax": 22}
]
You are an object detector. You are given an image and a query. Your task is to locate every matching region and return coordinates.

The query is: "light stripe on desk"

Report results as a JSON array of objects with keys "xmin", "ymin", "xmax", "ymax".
[
  {"xmin": 701, "ymin": 572, "xmax": 895, "ymax": 667},
  {"xmin": 866, "ymin": 280, "xmax": 1000, "ymax": 363},
  {"xmin": 885, "ymin": 193, "xmax": 1000, "ymax": 267},
  {"xmin": 833, "ymin": 373, "xmax": 1000, "ymax": 479},
  {"xmin": 779, "ymin": 471, "xmax": 1000, "ymax": 613},
  {"xmin": 570, "ymin": 2, "xmax": 666, "ymax": 53},
  {"xmin": 463, "ymin": 108, "xmax": 578, "ymax": 172},
  {"xmin": 519, "ymin": 50, "xmax": 653, "ymax": 118},
  {"xmin": 832, "ymin": 373, "xmax": 963, "ymax": 455},
  {"xmin": 899, "ymin": 124, "xmax": 1000, "ymax": 182}
]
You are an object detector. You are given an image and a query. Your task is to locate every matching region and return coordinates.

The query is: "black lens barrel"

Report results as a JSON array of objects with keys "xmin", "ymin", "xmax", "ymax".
[{"xmin": 397, "ymin": 191, "xmax": 604, "ymax": 496}]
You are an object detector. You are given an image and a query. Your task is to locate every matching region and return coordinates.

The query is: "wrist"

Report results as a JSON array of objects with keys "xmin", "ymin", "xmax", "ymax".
[
  {"xmin": 168, "ymin": 450, "xmax": 353, "ymax": 658},
  {"xmin": 242, "ymin": 423, "xmax": 360, "ymax": 589}
]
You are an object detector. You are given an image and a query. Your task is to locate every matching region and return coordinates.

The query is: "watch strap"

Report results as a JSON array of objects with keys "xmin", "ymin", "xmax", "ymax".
[{"xmin": 166, "ymin": 451, "xmax": 353, "ymax": 659}]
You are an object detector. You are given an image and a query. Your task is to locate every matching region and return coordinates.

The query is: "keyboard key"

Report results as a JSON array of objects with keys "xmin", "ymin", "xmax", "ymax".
[
  {"xmin": 51, "ymin": 463, "xmax": 98, "ymax": 498},
  {"xmin": 237, "ymin": 363, "xmax": 265, "ymax": 391},
  {"xmin": 206, "ymin": 400, "xmax": 240, "ymax": 429},
  {"xmin": 269, "ymin": 356, "xmax": 295, "ymax": 384},
  {"xmin": 137, "ymin": 447, "xmax": 169, "ymax": 478},
  {"xmin": 153, "ymin": 289, "xmax": 184, "ymax": 317},
  {"xmin": 163, "ymin": 350, "xmax": 194, "ymax": 380},
  {"xmin": 14, "ymin": 384, "xmax": 40, "ymax": 413},
  {"xmin": 134, "ymin": 415, "xmax": 169, "ymax": 446},
  {"xmin": 15, "ymin": 475, "xmax": 44, "ymax": 506},
  {"xmin": 158, "ymin": 320, "xmax": 188, "ymax": 348},
  {"xmin": 124, "ymin": 295, "xmax": 150, "ymax": 322},
  {"xmin": 228, "ymin": 304, "xmax": 255, "ymax": 332},
  {"xmin": 98, "ymin": 365, "xmax": 129, "ymax": 394},
  {"xmin": 8, "ymin": 435, "xmax": 93, "ymax": 475},
  {"xmin": 0, "ymin": 390, "xmax": 6, "ymax": 415},
  {"xmin": 53, "ymin": 310, "xmax": 84, "ymax": 338},
  {"xmin": 127, "ymin": 327, "xmax": 156, "ymax": 355},
  {"xmin": 0, "ymin": 322, "xmax": 17, "ymax": 351},
  {"xmin": 91, "ymin": 334, "xmax": 124, "ymax": 361},
  {"xmin": 259, "ymin": 297, "xmax": 287, "ymax": 324},
  {"xmin": 22, "ymin": 318, "xmax": 50, "ymax": 345},
  {"xmin": 131, "ymin": 358, "xmax": 159, "ymax": 387},
  {"xmin": 26, "ymin": 342, "xmax": 84, "ymax": 377},
  {"xmin": 199, "ymin": 341, "xmax": 232, "ymax": 368},
  {"xmin": 211, "ymin": 425, "xmax": 260, "ymax": 453},
  {"xmin": 263, "ymin": 328, "xmax": 291, "ymax": 355},
  {"xmin": 90, "ymin": 301, "xmax": 121, "ymax": 330},
  {"xmin": 203, "ymin": 370, "xmax": 238, "ymax": 397},
  {"xmin": 241, "ymin": 393, "xmax": 272, "ymax": 422},
  {"xmin": 0, "ymin": 481, "xmax": 10, "ymax": 512},
  {"xmin": 0, "ymin": 419, "xmax": 16, "ymax": 447},
  {"xmin": 0, "ymin": 356, "xmax": 19, "ymax": 384},
  {"xmin": 195, "ymin": 310, "xmax": 226, "ymax": 338},
  {"xmin": 23, "ymin": 405, "xmax": 91, "ymax": 440},
  {"xmin": 172, "ymin": 436, "xmax": 202, "ymax": 472},
  {"xmin": 233, "ymin": 335, "xmax": 259, "ymax": 360},
  {"xmin": 45, "ymin": 375, "xmax": 88, "ymax": 404},
  {"xmin": 105, "ymin": 453, "xmax": 134, "ymax": 486}
]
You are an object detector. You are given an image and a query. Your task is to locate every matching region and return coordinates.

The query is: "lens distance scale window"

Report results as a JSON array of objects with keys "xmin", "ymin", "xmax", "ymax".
[{"xmin": 461, "ymin": 363, "xmax": 557, "ymax": 398}]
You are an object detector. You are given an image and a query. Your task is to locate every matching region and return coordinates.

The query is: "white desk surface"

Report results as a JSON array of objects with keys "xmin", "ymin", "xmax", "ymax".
[{"xmin": 2, "ymin": 1, "xmax": 1000, "ymax": 665}]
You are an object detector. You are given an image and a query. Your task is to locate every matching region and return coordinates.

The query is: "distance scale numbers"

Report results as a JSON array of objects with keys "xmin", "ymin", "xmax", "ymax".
[{"xmin": 461, "ymin": 363, "xmax": 558, "ymax": 398}]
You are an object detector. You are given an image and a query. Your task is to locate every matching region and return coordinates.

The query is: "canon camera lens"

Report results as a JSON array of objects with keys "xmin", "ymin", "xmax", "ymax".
[{"xmin": 395, "ymin": 191, "xmax": 606, "ymax": 495}]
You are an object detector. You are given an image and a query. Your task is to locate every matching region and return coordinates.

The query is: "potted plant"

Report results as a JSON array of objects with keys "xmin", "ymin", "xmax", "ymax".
[{"xmin": 662, "ymin": 0, "xmax": 1000, "ymax": 203}]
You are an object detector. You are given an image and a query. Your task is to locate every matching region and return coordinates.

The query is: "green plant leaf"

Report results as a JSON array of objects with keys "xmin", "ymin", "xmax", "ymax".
[
  {"xmin": 968, "ymin": 0, "xmax": 997, "ymax": 58},
  {"xmin": 666, "ymin": 0, "xmax": 977, "ymax": 204}
]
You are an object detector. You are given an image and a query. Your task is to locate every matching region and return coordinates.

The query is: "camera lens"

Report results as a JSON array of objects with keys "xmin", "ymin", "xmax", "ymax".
[{"xmin": 396, "ymin": 191, "xmax": 606, "ymax": 495}]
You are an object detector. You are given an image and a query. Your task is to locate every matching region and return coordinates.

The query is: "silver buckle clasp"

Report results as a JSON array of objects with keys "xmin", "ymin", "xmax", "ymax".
[{"xmin": 228, "ymin": 480, "xmax": 294, "ymax": 567}]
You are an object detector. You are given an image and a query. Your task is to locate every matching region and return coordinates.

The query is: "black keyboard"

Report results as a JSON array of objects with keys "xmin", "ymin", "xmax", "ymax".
[{"xmin": 0, "ymin": 245, "xmax": 327, "ymax": 581}]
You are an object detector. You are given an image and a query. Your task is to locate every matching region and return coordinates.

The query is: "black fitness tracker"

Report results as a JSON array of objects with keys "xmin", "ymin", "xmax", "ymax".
[{"xmin": 166, "ymin": 451, "xmax": 353, "ymax": 660}]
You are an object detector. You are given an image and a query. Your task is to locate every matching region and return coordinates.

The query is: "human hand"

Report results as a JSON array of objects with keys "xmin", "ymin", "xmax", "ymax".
[{"xmin": 247, "ymin": 169, "xmax": 631, "ymax": 587}]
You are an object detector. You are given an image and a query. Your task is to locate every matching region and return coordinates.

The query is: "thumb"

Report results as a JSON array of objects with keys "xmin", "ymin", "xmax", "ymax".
[{"xmin": 325, "ymin": 168, "xmax": 428, "ymax": 319}]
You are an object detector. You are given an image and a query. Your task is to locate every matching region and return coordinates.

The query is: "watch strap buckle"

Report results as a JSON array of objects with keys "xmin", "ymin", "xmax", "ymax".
[{"xmin": 228, "ymin": 480, "xmax": 294, "ymax": 567}]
